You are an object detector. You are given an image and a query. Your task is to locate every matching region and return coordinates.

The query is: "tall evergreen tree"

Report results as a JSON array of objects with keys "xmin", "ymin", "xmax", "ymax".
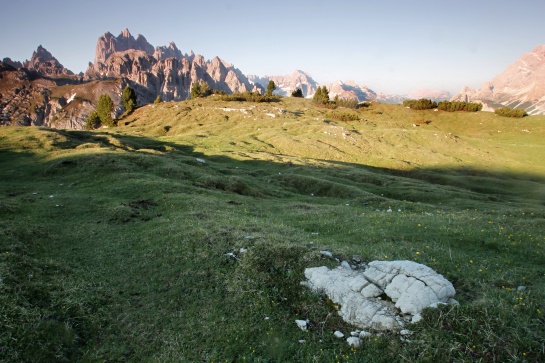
[
  {"xmin": 96, "ymin": 94, "xmax": 114, "ymax": 127},
  {"xmin": 321, "ymin": 86, "xmax": 329, "ymax": 102},
  {"xmin": 313, "ymin": 87, "xmax": 323, "ymax": 102},
  {"xmin": 122, "ymin": 85, "xmax": 137, "ymax": 113},
  {"xmin": 266, "ymin": 80, "xmax": 276, "ymax": 96}
]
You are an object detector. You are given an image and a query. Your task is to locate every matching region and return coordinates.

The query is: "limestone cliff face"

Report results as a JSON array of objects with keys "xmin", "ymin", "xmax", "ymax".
[
  {"xmin": 86, "ymin": 29, "xmax": 259, "ymax": 104},
  {"xmin": 452, "ymin": 45, "xmax": 545, "ymax": 115}
]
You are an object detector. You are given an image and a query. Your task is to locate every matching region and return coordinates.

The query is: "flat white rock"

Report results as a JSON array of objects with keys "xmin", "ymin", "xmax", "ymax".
[
  {"xmin": 347, "ymin": 337, "xmax": 362, "ymax": 347},
  {"xmin": 304, "ymin": 260, "xmax": 456, "ymax": 331}
]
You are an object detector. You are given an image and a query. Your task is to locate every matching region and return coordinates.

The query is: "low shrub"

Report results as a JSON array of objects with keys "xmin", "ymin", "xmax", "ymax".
[
  {"xmin": 437, "ymin": 101, "xmax": 482, "ymax": 112},
  {"xmin": 494, "ymin": 107, "xmax": 527, "ymax": 118},
  {"xmin": 403, "ymin": 99, "xmax": 438, "ymax": 110}
]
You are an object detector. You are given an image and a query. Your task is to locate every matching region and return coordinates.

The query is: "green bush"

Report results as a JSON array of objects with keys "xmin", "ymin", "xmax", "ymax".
[
  {"xmin": 154, "ymin": 95, "xmax": 162, "ymax": 104},
  {"xmin": 326, "ymin": 110, "xmax": 359, "ymax": 121},
  {"xmin": 291, "ymin": 88, "xmax": 304, "ymax": 98},
  {"xmin": 219, "ymin": 91, "xmax": 280, "ymax": 103},
  {"xmin": 437, "ymin": 101, "xmax": 482, "ymax": 112},
  {"xmin": 190, "ymin": 81, "xmax": 212, "ymax": 99},
  {"xmin": 266, "ymin": 80, "xmax": 276, "ymax": 97},
  {"xmin": 494, "ymin": 107, "xmax": 527, "ymax": 118},
  {"xmin": 403, "ymin": 98, "xmax": 438, "ymax": 110}
]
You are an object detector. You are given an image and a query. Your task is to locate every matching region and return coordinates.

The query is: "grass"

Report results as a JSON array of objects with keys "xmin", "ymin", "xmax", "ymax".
[{"xmin": 1, "ymin": 97, "xmax": 544, "ymax": 362}]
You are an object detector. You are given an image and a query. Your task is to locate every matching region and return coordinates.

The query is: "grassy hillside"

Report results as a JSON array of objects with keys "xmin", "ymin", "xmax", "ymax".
[{"xmin": 1, "ymin": 97, "xmax": 544, "ymax": 362}]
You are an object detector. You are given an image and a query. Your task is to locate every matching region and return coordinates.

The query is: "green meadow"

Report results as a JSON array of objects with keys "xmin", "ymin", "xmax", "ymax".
[{"xmin": 1, "ymin": 97, "xmax": 544, "ymax": 362}]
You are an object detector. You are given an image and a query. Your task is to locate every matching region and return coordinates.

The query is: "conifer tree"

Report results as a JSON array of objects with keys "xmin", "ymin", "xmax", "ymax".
[
  {"xmin": 266, "ymin": 80, "xmax": 276, "ymax": 96},
  {"xmin": 96, "ymin": 94, "xmax": 114, "ymax": 127},
  {"xmin": 122, "ymin": 85, "xmax": 137, "ymax": 113}
]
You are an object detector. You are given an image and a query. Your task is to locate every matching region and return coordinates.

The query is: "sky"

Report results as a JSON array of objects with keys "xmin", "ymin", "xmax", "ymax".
[{"xmin": 1, "ymin": 0, "xmax": 544, "ymax": 95}]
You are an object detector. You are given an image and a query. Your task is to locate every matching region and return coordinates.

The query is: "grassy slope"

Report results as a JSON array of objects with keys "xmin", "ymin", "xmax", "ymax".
[{"xmin": 1, "ymin": 98, "xmax": 544, "ymax": 362}]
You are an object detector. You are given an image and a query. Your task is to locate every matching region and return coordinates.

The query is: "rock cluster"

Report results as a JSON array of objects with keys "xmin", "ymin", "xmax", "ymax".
[{"xmin": 304, "ymin": 260, "xmax": 457, "ymax": 331}]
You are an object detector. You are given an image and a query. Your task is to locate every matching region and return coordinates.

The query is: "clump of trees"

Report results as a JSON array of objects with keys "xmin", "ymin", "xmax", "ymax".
[
  {"xmin": 403, "ymin": 99, "xmax": 438, "ymax": 110},
  {"xmin": 494, "ymin": 107, "xmax": 527, "ymax": 118},
  {"xmin": 86, "ymin": 94, "xmax": 114, "ymax": 130},
  {"xmin": 437, "ymin": 101, "xmax": 482, "ymax": 112},
  {"xmin": 122, "ymin": 85, "xmax": 137, "ymax": 113},
  {"xmin": 190, "ymin": 81, "xmax": 212, "ymax": 99},
  {"xmin": 313, "ymin": 86, "xmax": 330, "ymax": 105},
  {"xmin": 291, "ymin": 88, "xmax": 304, "ymax": 98}
]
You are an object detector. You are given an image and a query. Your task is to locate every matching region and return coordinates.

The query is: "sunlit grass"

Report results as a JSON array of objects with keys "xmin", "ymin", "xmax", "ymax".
[{"xmin": 1, "ymin": 98, "xmax": 544, "ymax": 362}]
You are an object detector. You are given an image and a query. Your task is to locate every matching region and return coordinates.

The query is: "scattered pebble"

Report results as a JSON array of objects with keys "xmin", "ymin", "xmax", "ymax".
[
  {"xmin": 320, "ymin": 251, "xmax": 333, "ymax": 258},
  {"xmin": 399, "ymin": 329, "xmax": 413, "ymax": 336},
  {"xmin": 341, "ymin": 261, "xmax": 352, "ymax": 270},
  {"xmin": 350, "ymin": 330, "xmax": 361, "ymax": 337},
  {"xmin": 334, "ymin": 331, "xmax": 344, "ymax": 338},
  {"xmin": 347, "ymin": 337, "xmax": 362, "ymax": 348},
  {"xmin": 517, "ymin": 286, "xmax": 526, "ymax": 291},
  {"xmin": 264, "ymin": 316, "xmax": 269, "ymax": 320},
  {"xmin": 239, "ymin": 248, "xmax": 247, "ymax": 254},
  {"xmin": 386, "ymin": 208, "xmax": 392, "ymax": 213},
  {"xmin": 32, "ymin": 192, "xmax": 38, "ymax": 195},
  {"xmin": 49, "ymin": 195, "xmax": 54, "ymax": 198},
  {"xmin": 359, "ymin": 331, "xmax": 372, "ymax": 338},
  {"xmin": 196, "ymin": 158, "xmax": 206, "ymax": 164},
  {"xmin": 298, "ymin": 340, "xmax": 306, "ymax": 344},
  {"xmin": 295, "ymin": 319, "xmax": 307, "ymax": 331}
]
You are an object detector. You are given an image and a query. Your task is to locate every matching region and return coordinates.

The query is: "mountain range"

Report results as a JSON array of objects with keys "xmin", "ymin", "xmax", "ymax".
[{"xmin": 1, "ymin": 28, "xmax": 543, "ymax": 129}]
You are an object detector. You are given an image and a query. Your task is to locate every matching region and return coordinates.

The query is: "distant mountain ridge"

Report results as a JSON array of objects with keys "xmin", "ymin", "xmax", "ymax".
[{"xmin": 452, "ymin": 45, "xmax": 545, "ymax": 115}]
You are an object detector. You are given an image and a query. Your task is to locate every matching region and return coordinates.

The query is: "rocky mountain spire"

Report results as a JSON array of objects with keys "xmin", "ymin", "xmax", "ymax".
[{"xmin": 24, "ymin": 45, "xmax": 73, "ymax": 76}]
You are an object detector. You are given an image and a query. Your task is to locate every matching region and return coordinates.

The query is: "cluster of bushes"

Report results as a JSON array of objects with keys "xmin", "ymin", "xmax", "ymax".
[
  {"xmin": 403, "ymin": 98, "xmax": 438, "ymax": 110},
  {"xmin": 326, "ymin": 110, "xmax": 360, "ymax": 122},
  {"xmin": 219, "ymin": 91, "xmax": 281, "ymax": 103},
  {"xmin": 494, "ymin": 107, "xmax": 527, "ymax": 118},
  {"xmin": 437, "ymin": 101, "xmax": 482, "ymax": 112}
]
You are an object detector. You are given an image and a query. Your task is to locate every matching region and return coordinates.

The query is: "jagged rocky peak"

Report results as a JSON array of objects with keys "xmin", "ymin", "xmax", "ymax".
[
  {"xmin": 24, "ymin": 45, "xmax": 73, "ymax": 76},
  {"xmin": 154, "ymin": 41, "xmax": 182, "ymax": 60},
  {"xmin": 93, "ymin": 28, "xmax": 155, "ymax": 66},
  {"xmin": 452, "ymin": 44, "xmax": 545, "ymax": 115},
  {"xmin": 2, "ymin": 57, "xmax": 23, "ymax": 69}
]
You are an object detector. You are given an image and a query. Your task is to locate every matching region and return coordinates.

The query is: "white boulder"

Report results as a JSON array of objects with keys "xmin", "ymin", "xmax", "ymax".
[{"xmin": 304, "ymin": 260, "xmax": 456, "ymax": 331}]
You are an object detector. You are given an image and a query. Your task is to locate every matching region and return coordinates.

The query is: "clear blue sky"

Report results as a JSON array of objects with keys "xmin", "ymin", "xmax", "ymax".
[{"xmin": 1, "ymin": 0, "xmax": 544, "ymax": 94}]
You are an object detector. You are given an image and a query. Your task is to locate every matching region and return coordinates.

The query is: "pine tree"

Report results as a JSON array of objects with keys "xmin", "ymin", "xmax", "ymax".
[
  {"xmin": 321, "ymin": 86, "xmax": 329, "ymax": 102},
  {"xmin": 313, "ymin": 87, "xmax": 323, "ymax": 102},
  {"xmin": 85, "ymin": 110, "xmax": 101, "ymax": 130},
  {"xmin": 122, "ymin": 85, "xmax": 137, "ymax": 113},
  {"xmin": 96, "ymin": 94, "xmax": 114, "ymax": 127},
  {"xmin": 266, "ymin": 80, "xmax": 276, "ymax": 96},
  {"xmin": 190, "ymin": 82, "xmax": 202, "ymax": 99}
]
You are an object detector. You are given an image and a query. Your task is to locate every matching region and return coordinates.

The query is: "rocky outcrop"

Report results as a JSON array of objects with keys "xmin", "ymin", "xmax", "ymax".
[
  {"xmin": 2, "ymin": 57, "xmax": 23, "ymax": 69},
  {"xmin": 304, "ymin": 260, "xmax": 457, "ymax": 331},
  {"xmin": 327, "ymin": 80, "xmax": 378, "ymax": 102},
  {"xmin": 86, "ymin": 29, "xmax": 259, "ymax": 103},
  {"xmin": 452, "ymin": 45, "xmax": 545, "ymax": 115},
  {"xmin": 24, "ymin": 45, "xmax": 74, "ymax": 76}
]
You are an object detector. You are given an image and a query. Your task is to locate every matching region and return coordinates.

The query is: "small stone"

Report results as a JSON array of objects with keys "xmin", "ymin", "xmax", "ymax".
[
  {"xmin": 320, "ymin": 251, "xmax": 333, "ymax": 258},
  {"xmin": 295, "ymin": 319, "xmax": 307, "ymax": 331},
  {"xmin": 196, "ymin": 158, "xmax": 206, "ymax": 164},
  {"xmin": 399, "ymin": 329, "xmax": 413, "ymax": 336},
  {"xmin": 49, "ymin": 195, "xmax": 54, "ymax": 198},
  {"xmin": 517, "ymin": 286, "xmax": 526, "ymax": 291},
  {"xmin": 333, "ymin": 331, "xmax": 344, "ymax": 338},
  {"xmin": 386, "ymin": 208, "xmax": 392, "ymax": 213},
  {"xmin": 32, "ymin": 192, "xmax": 38, "ymax": 195},
  {"xmin": 239, "ymin": 248, "xmax": 247, "ymax": 253},
  {"xmin": 298, "ymin": 340, "xmax": 306, "ymax": 344},
  {"xmin": 264, "ymin": 316, "xmax": 269, "ymax": 320},
  {"xmin": 359, "ymin": 331, "xmax": 372, "ymax": 338},
  {"xmin": 245, "ymin": 236, "xmax": 254, "ymax": 239},
  {"xmin": 411, "ymin": 313, "xmax": 423, "ymax": 324},
  {"xmin": 350, "ymin": 330, "xmax": 361, "ymax": 337},
  {"xmin": 341, "ymin": 261, "xmax": 351, "ymax": 270},
  {"xmin": 347, "ymin": 337, "xmax": 362, "ymax": 348}
]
